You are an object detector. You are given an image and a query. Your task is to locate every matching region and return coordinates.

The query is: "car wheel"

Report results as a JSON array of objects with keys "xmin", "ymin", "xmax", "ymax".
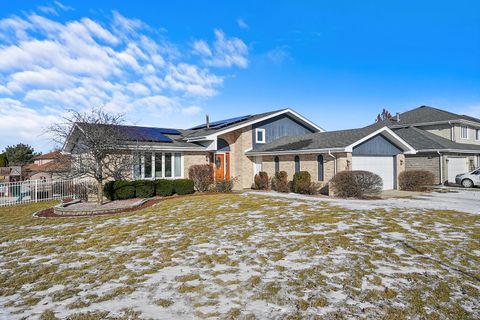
[{"xmin": 462, "ymin": 179, "xmax": 473, "ymax": 188}]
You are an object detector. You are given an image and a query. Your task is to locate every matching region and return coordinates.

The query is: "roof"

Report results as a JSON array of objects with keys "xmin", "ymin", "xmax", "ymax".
[
  {"xmin": 249, "ymin": 126, "xmax": 383, "ymax": 153},
  {"xmin": 25, "ymin": 160, "xmax": 70, "ymax": 173},
  {"xmin": 34, "ymin": 150, "xmax": 63, "ymax": 160},
  {"xmin": 393, "ymin": 126, "xmax": 480, "ymax": 152},
  {"xmin": 379, "ymin": 105, "xmax": 480, "ymax": 127}
]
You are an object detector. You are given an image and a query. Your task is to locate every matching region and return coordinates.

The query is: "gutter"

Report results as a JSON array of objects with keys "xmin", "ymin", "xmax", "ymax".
[
  {"xmin": 246, "ymin": 147, "xmax": 346, "ymax": 156},
  {"xmin": 437, "ymin": 151, "xmax": 443, "ymax": 184},
  {"xmin": 415, "ymin": 149, "xmax": 480, "ymax": 154}
]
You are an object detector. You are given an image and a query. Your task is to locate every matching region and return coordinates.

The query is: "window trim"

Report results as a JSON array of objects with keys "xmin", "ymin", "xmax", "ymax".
[
  {"xmin": 460, "ymin": 125, "xmax": 469, "ymax": 139},
  {"xmin": 255, "ymin": 128, "xmax": 266, "ymax": 144}
]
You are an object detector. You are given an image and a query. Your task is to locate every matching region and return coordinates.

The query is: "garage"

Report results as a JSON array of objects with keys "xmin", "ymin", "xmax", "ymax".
[
  {"xmin": 447, "ymin": 157, "xmax": 468, "ymax": 183},
  {"xmin": 352, "ymin": 156, "xmax": 396, "ymax": 190}
]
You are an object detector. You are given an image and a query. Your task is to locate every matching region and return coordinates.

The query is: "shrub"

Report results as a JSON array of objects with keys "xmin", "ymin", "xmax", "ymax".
[
  {"xmin": 173, "ymin": 179, "xmax": 195, "ymax": 195},
  {"xmin": 155, "ymin": 179, "xmax": 174, "ymax": 197},
  {"xmin": 399, "ymin": 170, "xmax": 435, "ymax": 191},
  {"xmin": 188, "ymin": 164, "xmax": 213, "ymax": 192},
  {"xmin": 113, "ymin": 180, "xmax": 136, "ymax": 200},
  {"xmin": 271, "ymin": 171, "xmax": 289, "ymax": 193},
  {"xmin": 292, "ymin": 171, "xmax": 312, "ymax": 194},
  {"xmin": 135, "ymin": 180, "xmax": 156, "ymax": 198},
  {"xmin": 331, "ymin": 170, "xmax": 383, "ymax": 198},
  {"xmin": 103, "ymin": 181, "xmax": 115, "ymax": 201},
  {"xmin": 254, "ymin": 171, "xmax": 269, "ymax": 190},
  {"xmin": 212, "ymin": 178, "xmax": 236, "ymax": 193}
]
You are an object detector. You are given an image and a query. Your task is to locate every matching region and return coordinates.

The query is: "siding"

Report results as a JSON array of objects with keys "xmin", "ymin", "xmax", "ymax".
[
  {"xmin": 405, "ymin": 154, "xmax": 441, "ymax": 184},
  {"xmin": 353, "ymin": 134, "xmax": 402, "ymax": 156},
  {"xmin": 419, "ymin": 123, "xmax": 452, "ymax": 140},
  {"xmin": 252, "ymin": 114, "xmax": 314, "ymax": 150}
]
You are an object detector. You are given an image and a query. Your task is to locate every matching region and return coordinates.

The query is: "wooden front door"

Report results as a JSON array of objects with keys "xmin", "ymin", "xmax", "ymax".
[{"xmin": 215, "ymin": 154, "xmax": 225, "ymax": 180}]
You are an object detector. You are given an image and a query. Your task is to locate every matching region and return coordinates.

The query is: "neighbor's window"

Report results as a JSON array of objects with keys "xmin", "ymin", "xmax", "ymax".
[
  {"xmin": 255, "ymin": 128, "xmax": 266, "ymax": 143},
  {"xmin": 460, "ymin": 126, "xmax": 469, "ymax": 139},
  {"xmin": 294, "ymin": 155, "xmax": 300, "ymax": 173}
]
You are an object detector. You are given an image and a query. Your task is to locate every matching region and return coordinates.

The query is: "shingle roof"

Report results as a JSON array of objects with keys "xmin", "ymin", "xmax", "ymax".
[
  {"xmin": 33, "ymin": 150, "xmax": 63, "ymax": 160},
  {"xmin": 378, "ymin": 105, "xmax": 480, "ymax": 127},
  {"xmin": 250, "ymin": 126, "xmax": 381, "ymax": 153},
  {"xmin": 393, "ymin": 127, "xmax": 480, "ymax": 151}
]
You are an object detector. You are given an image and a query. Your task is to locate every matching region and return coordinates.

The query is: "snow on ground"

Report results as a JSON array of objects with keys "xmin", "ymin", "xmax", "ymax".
[
  {"xmin": 248, "ymin": 189, "xmax": 480, "ymax": 214},
  {"xmin": 0, "ymin": 194, "xmax": 479, "ymax": 319}
]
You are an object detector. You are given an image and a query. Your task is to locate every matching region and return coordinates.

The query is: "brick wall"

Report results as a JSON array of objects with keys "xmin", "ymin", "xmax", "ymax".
[
  {"xmin": 183, "ymin": 152, "xmax": 210, "ymax": 178},
  {"xmin": 405, "ymin": 153, "xmax": 441, "ymax": 184}
]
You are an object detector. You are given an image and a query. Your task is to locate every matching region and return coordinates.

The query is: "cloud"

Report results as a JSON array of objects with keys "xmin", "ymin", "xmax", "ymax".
[
  {"xmin": 0, "ymin": 10, "xmax": 249, "ymax": 151},
  {"xmin": 265, "ymin": 46, "xmax": 292, "ymax": 65},
  {"xmin": 193, "ymin": 29, "xmax": 248, "ymax": 68},
  {"xmin": 237, "ymin": 18, "xmax": 248, "ymax": 29}
]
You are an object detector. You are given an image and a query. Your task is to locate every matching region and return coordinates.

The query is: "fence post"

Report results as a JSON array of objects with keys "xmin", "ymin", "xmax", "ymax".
[{"xmin": 34, "ymin": 180, "xmax": 38, "ymax": 203}]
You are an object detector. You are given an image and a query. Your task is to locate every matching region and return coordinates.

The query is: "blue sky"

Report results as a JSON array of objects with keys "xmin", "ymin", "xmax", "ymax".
[{"xmin": 0, "ymin": 1, "xmax": 479, "ymax": 152}]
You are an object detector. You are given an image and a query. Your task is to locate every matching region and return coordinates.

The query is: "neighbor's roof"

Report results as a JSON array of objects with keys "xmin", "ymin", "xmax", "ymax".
[
  {"xmin": 393, "ymin": 126, "xmax": 480, "ymax": 152},
  {"xmin": 379, "ymin": 105, "xmax": 480, "ymax": 127},
  {"xmin": 33, "ymin": 150, "xmax": 63, "ymax": 160}
]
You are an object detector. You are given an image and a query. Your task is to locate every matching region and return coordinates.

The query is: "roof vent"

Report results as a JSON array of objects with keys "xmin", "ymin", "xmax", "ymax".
[
  {"xmin": 206, "ymin": 115, "xmax": 210, "ymax": 129},
  {"xmin": 395, "ymin": 112, "xmax": 401, "ymax": 122}
]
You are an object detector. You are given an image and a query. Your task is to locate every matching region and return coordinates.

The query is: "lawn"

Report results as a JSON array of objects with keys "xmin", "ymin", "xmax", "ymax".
[{"xmin": 0, "ymin": 194, "xmax": 479, "ymax": 319}]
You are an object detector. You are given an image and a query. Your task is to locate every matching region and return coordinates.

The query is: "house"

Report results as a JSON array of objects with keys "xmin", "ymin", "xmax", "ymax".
[
  {"xmin": 24, "ymin": 151, "xmax": 71, "ymax": 181},
  {"xmin": 62, "ymin": 105, "xmax": 480, "ymax": 192},
  {"xmin": 0, "ymin": 166, "xmax": 22, "ymax": 183}
]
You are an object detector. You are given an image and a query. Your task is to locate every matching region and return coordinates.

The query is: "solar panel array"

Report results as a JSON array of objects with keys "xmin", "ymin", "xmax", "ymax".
[
  {"xmin": 190, "ymin": 115, "xmax": 252, "ymax": 130},
  {"xmin": 122, "ymin": 126, "xmax": 181, "ymax": 143}
]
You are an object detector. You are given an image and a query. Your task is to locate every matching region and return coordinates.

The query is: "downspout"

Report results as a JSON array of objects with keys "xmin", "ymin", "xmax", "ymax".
[
  {"xmin": 328, "ymin": 151, "xmax": 337, "ymax": 176},
  {"xmin": 448, "ymin": 121, "xmax": 454, "ymax": 141},
  {"xmin": 437, "ymin": 151, "xmax": 443, "ymax": 185}
]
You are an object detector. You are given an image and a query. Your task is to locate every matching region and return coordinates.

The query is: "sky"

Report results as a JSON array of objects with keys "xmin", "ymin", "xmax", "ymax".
[{"xmin": 0, "ymin": 0, "xmax": 479, "ymax": 153}]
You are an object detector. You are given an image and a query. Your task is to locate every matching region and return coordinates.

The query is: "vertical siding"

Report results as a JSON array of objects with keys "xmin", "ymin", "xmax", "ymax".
[{"xmin": 352, "ymin": 134, "xmax": 402, "ymax": 156}]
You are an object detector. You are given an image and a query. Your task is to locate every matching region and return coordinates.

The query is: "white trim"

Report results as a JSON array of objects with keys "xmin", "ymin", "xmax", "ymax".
[
  {"xmin": 389, "ymin": 119, "xmax": 480, "ymax": 129},
  {"xmin": 247, "ymin": 147, "xmax": 346, "ymax": 156},
  {"xmin": 345, "ymin": 127, "xmax": 417, "ymax": 154},
  {"xmin": 255, "ymin": 128, "xmax": 266, "ymax": 144},
  {"xmin": 414, "ymin": 149, "xmax": 480, "ymax": 154},
  {"xmin": 185, "ymin": 108, "xmax": 324, "ymax": 142},
  {"xmin": 132, "ymin": 151, "xmax": 184, "ymax": 180}
]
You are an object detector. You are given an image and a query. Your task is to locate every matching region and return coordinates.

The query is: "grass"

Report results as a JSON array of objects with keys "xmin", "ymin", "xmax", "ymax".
[{"xmin": 0, "ymin": 194, "xmax": 479, "ymax": 319}]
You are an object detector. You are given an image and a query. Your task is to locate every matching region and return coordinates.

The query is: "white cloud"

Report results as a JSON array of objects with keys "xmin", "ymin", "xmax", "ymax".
[
  {"xmin": 237, "ymin": 18, "xmax": 248, "ymax": 29},
  {"xmin": 0, "ymin": 10, "xmax": 249, "ymax": 151},
  {"xmin": 193, "ymin": 29, "xmax": 248, "ymax": 68},
  {"xmin": 265, "ymin": 46, "xmax": 292, "ymax": 65}
]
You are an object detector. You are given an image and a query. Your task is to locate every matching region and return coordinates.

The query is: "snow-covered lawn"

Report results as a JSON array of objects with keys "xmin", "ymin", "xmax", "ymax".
[{"xmin": 0, "ymin": 193, "xmax": 479, "ymax": 319}]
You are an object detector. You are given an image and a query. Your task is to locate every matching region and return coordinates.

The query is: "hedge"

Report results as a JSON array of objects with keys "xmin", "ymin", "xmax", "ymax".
[
  {"xmin": 331, "ymin": 170, "xmax": 383, "ymax": 198},
  {"xmin": 135, "ymin": 180, "xmax": 156, "ymax": 198},
  {"xmin": 156, "ymin": 179, "xmax": 174, "ymax": 197},
  {"xmin": 103, "ymin": 181, "xmax": 115, "ymax": 201},
  {"xmin": 173, "ymin": 179, "xmax": 195, "ymax": 195},
  {"xmin": 113, "ymin": 180, "xmax": 136, "ymax": 200},
  {"xmin": 292, "ymin": 171, "xmax": 312, "ymax": 194},
  {"xmin": 398, "ymin": 170, "xmax": 435, "ymax": 191}
]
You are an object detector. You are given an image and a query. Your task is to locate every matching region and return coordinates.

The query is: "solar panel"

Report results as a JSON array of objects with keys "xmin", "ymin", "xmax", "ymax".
[
  {"xmin": 190, "ymin": 115, "xmax": 252, "ymax": 130},
  {"xmin": 157, "ymin": 128, "xmax": 181, "ymax": 135},
  {"xmin": 123, "ymin": 126, "xmax": 172, "ymax": 143}
]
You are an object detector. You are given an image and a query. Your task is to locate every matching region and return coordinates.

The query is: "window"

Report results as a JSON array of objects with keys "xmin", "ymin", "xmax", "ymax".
[
  {"xmin": 317, "ymin": 155, "xmax": 324, "ymax": 181},
  {"xmin": 460, "ymin": 126, "xmax": 469, "ymax": 139},
  {"xmin": 294, "ymin": 155, "xmax": 300, "ymax": 173},
  {"xmin": 255, "ymin": 128, "xmax": 266, "ymax": 144},
  {"xmin": 274, "ymin": 156, "xmax": 280, "ymax": 174},
  {"xmin": 133, "ymin": 152, "xmax": 183, "ymax": 179},
  {"xmin": 476, "ymin": 129, "xmax": 480, "ymax": 141}
]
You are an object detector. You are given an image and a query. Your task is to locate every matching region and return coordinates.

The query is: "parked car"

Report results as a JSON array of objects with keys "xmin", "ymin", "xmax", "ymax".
[{"xmin": 455, "ymin": 168, "xmax": 480, "ymax": 188}]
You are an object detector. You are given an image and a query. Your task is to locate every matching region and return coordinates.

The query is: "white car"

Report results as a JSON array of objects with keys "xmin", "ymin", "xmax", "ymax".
[{"xmin": 455, "ymin": 168, "xmax": 480, "ymax": 188}]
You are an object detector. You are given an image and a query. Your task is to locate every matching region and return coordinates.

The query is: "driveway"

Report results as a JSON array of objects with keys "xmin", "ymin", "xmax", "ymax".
[{"xmin": 249, "ymin": 190, "xmax": 480, "ymax": 214}]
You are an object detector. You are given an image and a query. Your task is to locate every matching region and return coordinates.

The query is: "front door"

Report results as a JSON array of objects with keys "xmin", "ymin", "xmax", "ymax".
[{"xmin": 215, "ymin": 154, "xmax": 225, "ymax": 180}]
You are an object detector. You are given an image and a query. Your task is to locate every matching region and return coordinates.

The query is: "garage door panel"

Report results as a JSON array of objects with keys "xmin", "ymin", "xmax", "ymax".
[{"xmin": 352, "ymin": 156, "xmax": 395, "ymax": 190}]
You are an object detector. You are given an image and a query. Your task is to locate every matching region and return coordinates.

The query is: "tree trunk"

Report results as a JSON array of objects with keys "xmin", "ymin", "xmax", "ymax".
[{"xmin": 97, "ymin": 180, "xmax": 103, "ymax": 205}]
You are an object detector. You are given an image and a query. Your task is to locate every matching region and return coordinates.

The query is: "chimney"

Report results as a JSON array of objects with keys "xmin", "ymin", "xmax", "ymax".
[
  {"xmin": 395, "ymin": 112, "xmax": 400, "ymax": 122},
  {"xmin": 206, "ymin": 115, "xmax": 210, "ymax": 129}
]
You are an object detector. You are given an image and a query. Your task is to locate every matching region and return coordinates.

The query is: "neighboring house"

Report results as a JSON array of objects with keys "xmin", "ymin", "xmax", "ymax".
[
  {"xmin": 62, "ymin": 109, "xmax": 322, "ymax": 190},
  {"xmin": 24, "ymin": 151, "xmax": 71, "ymax": 181},
  {"xmin": 0, "ymin": 166, "xmax": 23, "ymax": 182},
  {"xmin": 377, "ymin": 106, "xmax": 480, "ymax": 184},
  {"xmin": 62, "ymin": 105, "xmax": 480, "ymax": 192}
]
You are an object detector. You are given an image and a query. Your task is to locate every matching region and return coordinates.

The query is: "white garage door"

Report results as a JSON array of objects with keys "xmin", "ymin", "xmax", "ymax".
[
  {"xmin": 447, "ymin": 157, "xmax": 468, "ymax": 183},
  {"xmin": 352, "ymin": 156, "xmax": 395, "ymax": 190}
]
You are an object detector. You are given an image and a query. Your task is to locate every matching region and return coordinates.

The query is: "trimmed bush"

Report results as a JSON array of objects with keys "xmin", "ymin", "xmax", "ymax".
[
  {"xmin": 331, "ymin": 170, "xmax": 383, "ymax": 198},
  {"xmin": 399, "ymin": 170, "xmax": 435, "ymax": 191},
  {"xmin": 103, "ymin": 181, "xmax": 115, "ymax": 201},
  {"xmin": 113, "ymin": 180, "xmax": 136, "ymax": 200},
  {"xmin": 292, "ymin": 171, "xmax": 312, "ymax": 194},
  {"xmin": 254, "ymin": 171, "xmax": 269, "ymax": 190},
  {"xmin": 188, "ymin": 164, "xmax": 214, "ymax": 192},
  {"xmin": 155, "ymin": 179, "xmax": 174, "ymax": 197},
  {"xmin": 271, "ymin": 171, "xmax": 289, "ymax": 193},
  {"xmin": 173, "ymin": 179, "xmax": 195, "ymax": 195},
  {"xmin": 135, "ymin": 180, "xmax": 156, "ymax": 198}
]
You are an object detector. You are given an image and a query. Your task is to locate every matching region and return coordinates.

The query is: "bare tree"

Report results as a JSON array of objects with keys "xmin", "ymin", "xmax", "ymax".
[
  {"xmin": 48, "ymin": 108, "xmax": 133, "ymax": 204},
  {"xmin": 375, "ymin": 108, "xmax": 393, "ymax": 123}
]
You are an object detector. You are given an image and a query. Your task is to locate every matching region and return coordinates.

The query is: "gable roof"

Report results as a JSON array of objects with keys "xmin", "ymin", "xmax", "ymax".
[
  {"xmin": 183, "ymin": 108, "xmax": 324, "ymax": 141},
  {"xmin": 379, "ymin": 105, "xmax": 480, "ymax": 127},
  {"xmin": 33, "ymin": 150, "xmax": 63, "ymax": 160},
  {"xmin": 247, "ymin": 126, "xmax": 415, "ymax": 155}
]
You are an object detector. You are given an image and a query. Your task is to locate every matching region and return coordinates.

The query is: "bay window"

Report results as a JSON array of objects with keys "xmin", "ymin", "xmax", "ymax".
[{"xmin": 133, "ymin": 152, "xmax": 183, "ymax": 179}]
